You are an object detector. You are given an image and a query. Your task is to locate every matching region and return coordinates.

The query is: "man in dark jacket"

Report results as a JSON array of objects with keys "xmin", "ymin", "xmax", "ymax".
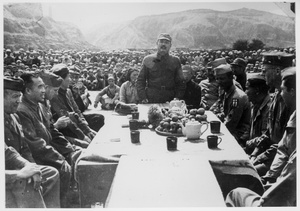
[
  {"xmin": 4, "ymin": 77, "xmax": 60, "ymax": 208},
  {"xmin": 181, "ymin": 65, "xmax": 202, "ymax": 109},
  {"xmin": 17, "ymin": 73, "xmax": 73, "ymax": 208}
]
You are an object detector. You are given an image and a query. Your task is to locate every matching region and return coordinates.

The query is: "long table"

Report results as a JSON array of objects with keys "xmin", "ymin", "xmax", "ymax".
[{"xmin": 77, "ymin": 104, "xmax": 262, "ymax": 208}]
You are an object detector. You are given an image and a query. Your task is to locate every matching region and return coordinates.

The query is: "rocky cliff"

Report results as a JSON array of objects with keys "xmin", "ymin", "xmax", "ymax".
[
  {"xmin": 85, "ymin": 8, "xmax": 295, "ymax": 50},
  {"xmin": 4, "ymin": 3, "xmax": 95, "ymax": 51}
]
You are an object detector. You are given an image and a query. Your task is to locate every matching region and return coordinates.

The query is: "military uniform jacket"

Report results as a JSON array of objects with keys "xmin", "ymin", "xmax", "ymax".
[
  {"xmin": 137, "ymin": 53, "xmax": 186, "ymax": 103},
  {"xmin": 17, "ymin": 97, "xmax": 65, "ymax": 169},
  {"xmin": 210, "ymin": 84, "xmax": 251, "ymax": 143},
  {"xmin": 40, "ymin": 99, "xmax": 76, "ymax": 157},
  {"xmin": 4, "ymin": 113, "xmax": 35, "ymax": 163},
  {"xmin": 249, "ymin": 94, "xmax": 272, "ymax": 139},
  {"xmin": 199, "ymin": 79, "xmax": 219, "ymax": 109},
  {"xmin": 50, "ymin": 88, "xmax": 91, "ymax": 135},
  {"xmin": 264, "ymin": 111, "xmax": 296, "ymax": 179},
  {"xmin": 183, "ymin": 80, "xmax": 202, "ymax": 109}
]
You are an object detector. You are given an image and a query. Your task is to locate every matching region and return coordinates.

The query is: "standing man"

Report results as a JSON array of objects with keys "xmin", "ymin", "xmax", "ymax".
[
  {"xmin": 210, "ymin": 64, "xmax": 251, "ymax": 146},
  {"xmin": 4, "ymin": 77, "xmax": 60, "ymax": 208},
  {"xmin": 137, "ymin": 33, "xmax": 186, "ymax": 103}
]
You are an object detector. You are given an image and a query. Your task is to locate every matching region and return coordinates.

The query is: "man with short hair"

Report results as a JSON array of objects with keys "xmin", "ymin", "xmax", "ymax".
[
  {"xmin": 244, "ymin": 73, "xmax": 271, "ymax": 154},
  {"xmin": 182, "ymin": 65, "xmax": 202, "ymax": 109},
  {"xmin": 50, "ymin": 64, "xmax": 97, "ymax": 140},
  {"xmin": 245, "ymin": 52, "xmax": 295, "ymax": 176},
  {"xmin": 16, "ymin": 73, "xmax": 72, "ymax": 208},
  {"xmin": 4, "ymin": 77, "xmax": 60, "ymax": 208},
  {"xmin": 230, "ymin": 58, "xmax": 247, "ymax": 91},
  {"xmin": 225, "ymin": 68, "xmax": 296, "ymax": 207},
  {"xmin": 210, "ymin": 64, "xmax": 251, "ymax": 145},
  {"xmin": 137, "ymin": 33, "xmax": 186, "ymax": 103}
]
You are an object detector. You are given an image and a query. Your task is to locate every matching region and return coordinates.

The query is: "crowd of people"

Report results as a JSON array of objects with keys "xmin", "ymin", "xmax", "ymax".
[{"xmin": 4, "ymin": 33, "xmax": 296, "ymax": 207}]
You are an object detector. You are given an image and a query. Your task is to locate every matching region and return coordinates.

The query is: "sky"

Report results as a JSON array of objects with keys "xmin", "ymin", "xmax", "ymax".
[{"xmin": 38, "ymin": 0, "xmax": 293, "ymax": 32}]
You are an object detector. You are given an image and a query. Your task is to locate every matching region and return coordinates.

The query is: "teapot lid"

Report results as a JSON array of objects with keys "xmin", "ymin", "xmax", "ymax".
[{"xmin": 186, "ymin": 119, "xmax": 200, "ymax": 125}]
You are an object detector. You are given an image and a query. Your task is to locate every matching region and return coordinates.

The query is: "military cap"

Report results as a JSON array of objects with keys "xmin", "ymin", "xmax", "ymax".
[
  {"xmin": 107, "ymin": 75, "xmax": 115, "ymax": 81},
  {"xmin": 157, "ymin": 33, "xmax": 172, "ymax": 42},
  {"xmin": 69, "ymin": 65, "xmax": 80, "ymax": 75},
  {"xmin": 262, "ymin": 51, "xmax": 294, "ymax": 67},
  {"xmin": 207, "ymin": 58, "xmax": 227, "ymax": 69},
  {"xmin": 4, "ymin": 77, "xmax": 24, "ymax": 91},
  {"xmin": 281, "ymin": 66, "xmax": 296, "ymax": 81},
  {"xmin": 6, "ymin": 49, "xmax": 11, "ymax": 52},
  {"xmin": 231, "ymin": 58, "xmax": 247, "ymax": 68},
  {"xmin": 214, "ymin": 64, "xmax": 232, "ymax": 75},
  {"xmin": 39, "ymin": 71, "xmax": 63, "ymax": 88},
  {"xmin": 246, "ymin": 73, "xmax": 268, "ymax": 88},
  {"xmin": 51, "ymin": 64, "xmax": 69, "ymax": 79},
  {"xmin": 182, "ymin": 65, "xmax": 193, "ymax": 73}
]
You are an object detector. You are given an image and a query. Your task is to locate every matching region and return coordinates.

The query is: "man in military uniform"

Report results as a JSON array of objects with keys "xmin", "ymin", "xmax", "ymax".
[
  {"xmin": 210, "ymin": 64, "xmax": 251, "ymax": 146},
  {"xmin": 4, "ymin": 77, "xmax": 60, "ymax": 207},
  {"xmin": 245, "ymin": 52, "xmax": 295, "ymax": 176},
  {"xmin": 182, "ymin": 65, "xmax": 202, "ymax": 109},
  {"xmin": 137, "ymin": 33, "xmax": 186, "ymax": 103},
  {"xmin": 225, "ymin": 70, "xmax": 296, "ymax": 206},
  {"xmin": 244, "ymin": 73, "xmax": 271, "ymax": 153},
  {"xmin": 200, "ymin": 58, "xmax": 226, "ymax": 110},
  {"xmin": 230, "ymin": 58, "xmax": 247, "ymax": 91}
]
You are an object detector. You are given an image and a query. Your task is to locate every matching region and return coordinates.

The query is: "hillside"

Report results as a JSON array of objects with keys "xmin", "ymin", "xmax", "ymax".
[
  {"xmin": 4, "ymin": 3, "xmax": 96, "ymax": 51},
  {"xmin": 85, "ymin": 8, "xmax": 295, "ymax": 50}
]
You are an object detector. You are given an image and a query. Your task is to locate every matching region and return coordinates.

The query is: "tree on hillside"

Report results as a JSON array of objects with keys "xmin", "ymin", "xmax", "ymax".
[
  {"xmin": 232, "ymin": 39, "xmax": 248, "ymax": 51},
  {"xmin": 248, "ymin": 39, "xmax": 265, "ymax": 51}
]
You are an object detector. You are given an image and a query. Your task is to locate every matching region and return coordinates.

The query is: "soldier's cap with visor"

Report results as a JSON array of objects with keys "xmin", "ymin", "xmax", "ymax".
[
  {"xmin": 246, "ymin": 73, "xmax": 268, "ymax": 87},
  {"xmin": 4, "ymin": 76, "xmax": 24, "ymax": 91},
  {"xmin": 231, "ymin": 58, "xmax": 247, "ymax": 68},
  {"xmin": 39, "ymin": 71, "xmax": 63, "ymax": 88},
  {"xmin": 281, "ymin": 66, "xmax": 296, "ymax": 81},
  {"xmin": 261, "ymin": 51, "xmax": 294, "ymax": 68},
  {"xmin": 182, "ymin": 65, "xmax": 193, "ymax": 73},
  {"xmin": 51, "ymin": 64, "xmax": 69, "ymax": 79},
  {"xmin": 157, "ymin": 33, "xmax": 172, "ymax": 42},
  {"xmin": 207, "ymin": 58, "xmax": 227, "ymax": 69},
  {"xmin": 214, "ymin": 64, "xmax": 232, "ymax": 75}
]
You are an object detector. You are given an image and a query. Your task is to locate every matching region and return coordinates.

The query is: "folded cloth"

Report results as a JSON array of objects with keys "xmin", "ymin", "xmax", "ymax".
[
  {"xmin": 114, "ymin": 102, "xmax": 138, "ymax": 115},
  {"xmin": 74, "ymin": 149, "xmax": 120, "ymax": 182}
]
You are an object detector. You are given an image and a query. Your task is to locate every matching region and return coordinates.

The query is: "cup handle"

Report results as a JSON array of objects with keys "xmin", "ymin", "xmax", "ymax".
[
  {"xmin": 201, "ymin": 123, "xmax": 209, "ymax": 135},
  {"xmin": 217, "ymin": 137, "xmax": 222, "ymax": 145}
]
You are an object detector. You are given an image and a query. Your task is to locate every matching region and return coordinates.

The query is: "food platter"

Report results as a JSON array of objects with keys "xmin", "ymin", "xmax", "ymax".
[{"xmin": 155, "ymin": 128, "xmax": 184, "ymax": 137}]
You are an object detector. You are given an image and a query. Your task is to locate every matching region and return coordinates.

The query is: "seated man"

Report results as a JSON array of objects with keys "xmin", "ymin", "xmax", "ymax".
[
  {"xmin": 68, "ymin": 65, "xmax": 105, "ymax": 132},
  {"xmin": 4, "ymin": 77, "xmax": 60, "ymax": 208},
  {"xmin": 94, "ymin": 74, "xmax": 120, "ymax": 110},
  {"xmin": 50, "ymin": 64, "xmax": 97, "ymax": 141},
  {"xmin": 225, "ymin": 150, "xmax": 296, "ymax": 207},
  {"xmin": 244, "ymin": 73, "xmax": 271, "ymax": 154},
  {"xmin": 181, "ymin": 65, "xmax": 202, "ymax": 110},
  {"xmin": 5, "ymin": 144, "xmax": 49, "ymax": 208},
  {"xmin": 210, "ymin": 64, "xmax": 251, "ymax": 146}
]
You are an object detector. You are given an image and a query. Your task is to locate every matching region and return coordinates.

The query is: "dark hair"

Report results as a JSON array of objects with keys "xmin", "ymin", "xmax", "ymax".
[
  {"xmin": 20, "ymin": 72, "xmax": 39, "ymax": 94},
  {"xmin": 126, "ymin": 68, "xmax": 139, "ymax": 82},
  {"xmin": 283, "ymin": 75, "xmax": 296, "ymax": 92}
]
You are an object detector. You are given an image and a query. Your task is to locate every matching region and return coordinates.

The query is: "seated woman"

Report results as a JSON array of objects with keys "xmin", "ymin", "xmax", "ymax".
[
  {"xmin": 94, "ymin": 74, "xmax": 120, "ymax": 110},
  {"xmin": 119, "ymin": 68, "xmax": 139, "ymax": 104}
]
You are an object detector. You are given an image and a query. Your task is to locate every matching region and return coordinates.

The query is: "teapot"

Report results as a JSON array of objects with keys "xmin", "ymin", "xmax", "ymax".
[
  {"xmin": 181, "ymin": 119, "xmax": 208, "ymax": 139},
  {"xmin": 169, "ymin": 98, "xmax": 188, "ymax": 116}
]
